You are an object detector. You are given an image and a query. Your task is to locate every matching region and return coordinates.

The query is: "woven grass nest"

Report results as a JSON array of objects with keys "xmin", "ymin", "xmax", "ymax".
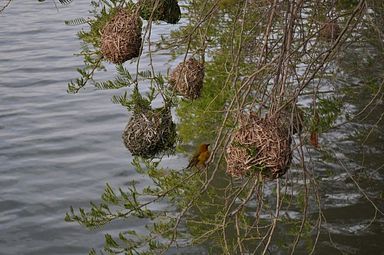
[
  {"xmin": 100, "ymin": 8, "xmax": 142, "ymax": 64},
  {"xmin": 319, "ymin": 20, "xmax": 340, "ymax": 41},
  {"xmin": 138, "ymin": 0, "xmax": 181, "ymax": 24},
  {"xmin": 226, "ymin": 113, "xmax": 292, "ymax": 179},
  {"xmin": 122, "ymin": 107, "xmax": 176, "ymax": 158},
  {"xmin": 169, "ymin": 58, "xmax": 205, "ymax": 100}
]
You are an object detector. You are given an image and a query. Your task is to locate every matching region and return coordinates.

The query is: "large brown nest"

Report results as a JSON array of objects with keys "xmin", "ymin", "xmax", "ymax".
[
  {"xmin": 138, "ymin": 0, "xmax": 181, "ymax": 24},
  {"xmin": 100, "ymin": 8, "xmax": 142, "ymax": 64},
  {"xmin": 169, "ymin": 58, "xmax": 205, "ymax": 100},
  {"xmin": 122, "ymin": 107, "xmax": 176, "ymax": 158},
  {"xmin": 226, "ymin": 113, "xmax": 292, "ymax": 179}
]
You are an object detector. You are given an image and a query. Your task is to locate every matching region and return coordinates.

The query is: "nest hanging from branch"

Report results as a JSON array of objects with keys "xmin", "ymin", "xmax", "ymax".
[
  {"xmin": 100, "ymin": 8, "xmax": 142, "ymax": 64},
  {"xmin": 138, "ymin": 0, "xmax": 181, "ymax": 24},
  {"xmin": 122, "ymin": 107, "xmax": 176, "ymax": 158},
  {"xmin": 226, "ymin": 113, "xmax": 292, "ymax": 179},
  {"xmin": 169, "ymin": 58, "xmax": 205, "ymax": 100},
  {"xmin": 319, "ymin": 19, "xmax": 340, "ymax": 41},
  {"xmin": 281, "ymin": 104, "xmax": 305, "ymax": 135}
]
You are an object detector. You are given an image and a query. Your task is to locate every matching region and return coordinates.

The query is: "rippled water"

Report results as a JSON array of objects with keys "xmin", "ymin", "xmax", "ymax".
[
  {"xmin": 0, "ymin": 1, "xmax": 176, "ymax": 254},
  {"xmin": 1, "ymin": 1, "xmax": 383, "ymax": 255}
]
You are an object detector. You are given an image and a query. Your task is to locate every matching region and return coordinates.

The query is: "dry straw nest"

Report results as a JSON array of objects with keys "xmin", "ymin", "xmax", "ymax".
[
  {"xmin": 226, "ymin": 113, "xmax": 292, "ymax": 179},
  {"xmin": 319, "ymin": 19, "xmax": 341, "ymax": 41},
  {"xmin": 169, "ymin": 58, "xmax": 205, "ymax": 100},
  {"xmin": 122, "ymin": 107, "xmax": 176, "ymax": 158},
  {"xmin": 100, "ymin": 8, "xmax": 142, "ymax": 64},
  {"xmin": 138, "ymin": 0, "xmax": 181, "ymax": 24}
]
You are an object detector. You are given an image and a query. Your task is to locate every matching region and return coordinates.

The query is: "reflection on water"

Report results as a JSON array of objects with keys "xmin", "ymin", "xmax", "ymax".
[{"xmin": 0, "ymin": 1, "xmax": 383, "ymax": 255}]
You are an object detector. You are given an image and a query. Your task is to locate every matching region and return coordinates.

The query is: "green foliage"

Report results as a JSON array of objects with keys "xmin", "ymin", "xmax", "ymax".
[
  {"xmin": 65, "ymin": 0, "xmax": 384, "ymax": 254},
  {"xmin": 65, "ymin": 155, "xmax": 205, "ymax": 254},
  {"xmin": 65, "ymin": 182, "xmax": 154, "ymax": 228},
  {"xmin": 67, "ymin": 56, "xmax": 104, "ymax": 93},
  {"xmin": 77, "ymin": 6, "xmax": 117, "ymax": 48},
  {"xmin": 66, "ymin": 0, "xmax": 137, "ymax": 93},
  {"xmin": 108, "ymin": 69, "xmax": 174, "ymax": 114},
  {"xmin": 310, "ymin": 96, "xmax": 343, "ymax": 133},
  {"xmin": 96, "ymin": 64, "xmax": 135, "ymax": 90},
  {"xmin": 139, "ymin": 0, "xmax": 181, "ymax": 24},
  {"xmin": 176, "ymin": 55, "xmax": 234, "ymax": 144},
  {"xmin": 336, "ymin": 0, "xmax": 360, "ymax": 10},
  {"xmin": 64, "ymin": 17, "xmax": 89, "ymax": 26}
]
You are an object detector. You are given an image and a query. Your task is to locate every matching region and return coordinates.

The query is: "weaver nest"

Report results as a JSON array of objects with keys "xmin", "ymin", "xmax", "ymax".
[
  {"xmin": 169, "ymin": 58, "xmax": 205, "ymax": 100},
  {"xmin": 319, "ymin": 19, "xmax": 340, "ymax": 41},
  {"xmin": 138, "ymin": 0, "xmax": 181, "ymax": 24},
  {"xmin": 122, "ymin": 107, "xmax": 176, "ymax": 158},
  {"xmin": 100, "ymin": 8, "xmax": 142, "ymax": 64},
  {"xmin": 281, "ymin": 104, "xmax": 305, "ymax": 135},
  {"xmin": 226, "ymin": 113, "xmax": 292, "ymax": 179}
]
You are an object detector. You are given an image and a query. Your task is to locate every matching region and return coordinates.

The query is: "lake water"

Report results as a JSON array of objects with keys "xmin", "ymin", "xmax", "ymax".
[
  {"xmin": 0, "ymin": 1, "xmax": 383, "ymax": 255},
  {"xmin": 0, "ymin": 1, "xmax": 170, "ymax": 254}
]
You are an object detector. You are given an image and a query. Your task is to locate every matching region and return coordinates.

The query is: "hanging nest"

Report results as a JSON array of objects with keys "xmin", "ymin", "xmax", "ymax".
[
  {"xmin": 319, "ymin": 19, "xmax": 340, "ymax": 41},
  {"xmin": 280, "ymin": 104, "xmax": 305, "ymax": 135},
  {"xmin": 100, "ymin": 8, "xmax": 142, "ymax": 64},
  {"xmin": 226, "ymin": 113, "xmax": 292, "ymax": 179},
  {"xmin": 169, "ymin": 58, "xmax": 205, "ymax": 100},
  {"xmin": 122, "ymin": 107, "xmax": 176, "ymax": 158},
  {"xmin": 138, "ymin": 0, "xmax": 181, "ymax": 24}
]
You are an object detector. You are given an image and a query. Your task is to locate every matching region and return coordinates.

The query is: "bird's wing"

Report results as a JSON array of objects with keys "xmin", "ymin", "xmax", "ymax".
[
  {"xmin": 187, "ymin": 154, "xmax": 199, "ymax": 168},
  {"xmin": 198, "ymin": 151, "xmax": 210, "ymax": 163}
]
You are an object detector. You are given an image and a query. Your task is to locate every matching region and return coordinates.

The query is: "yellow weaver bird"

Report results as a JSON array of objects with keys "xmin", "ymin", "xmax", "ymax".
[{"xmin": 187, "ymin": 143, "xmax": 210, "ymax": 169}]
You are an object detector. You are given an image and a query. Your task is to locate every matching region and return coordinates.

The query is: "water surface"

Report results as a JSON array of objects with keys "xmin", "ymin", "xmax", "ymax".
[
  {"xmin": 0, "ymin": 1, "xmax": 176, "ymax": 254},
  {"xmin": 0, "ymin": 1, "xmax": 383, "ymax": 255}
]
